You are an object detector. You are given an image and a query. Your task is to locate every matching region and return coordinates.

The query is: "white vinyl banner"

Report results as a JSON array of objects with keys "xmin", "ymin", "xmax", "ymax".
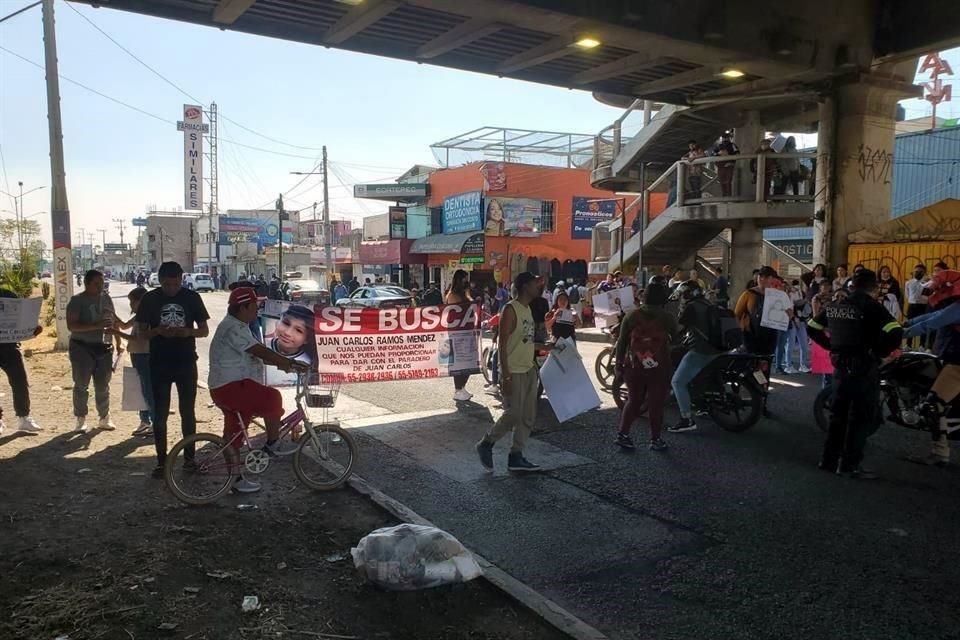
[{"xmin": 182, "ymin": 104, "xmax": 204, "ymax": 210}]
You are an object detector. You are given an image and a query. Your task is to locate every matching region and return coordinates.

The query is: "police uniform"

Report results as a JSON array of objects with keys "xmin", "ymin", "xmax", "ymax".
[{"xmin": 807, "ymin": 271, "xmax": 903, "ymax": 475}]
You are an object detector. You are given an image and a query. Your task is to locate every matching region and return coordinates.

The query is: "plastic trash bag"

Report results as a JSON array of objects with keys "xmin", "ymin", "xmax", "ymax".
[{"xmin": 351, "ymin": 524, "xmax": 482, "ymax": 591}]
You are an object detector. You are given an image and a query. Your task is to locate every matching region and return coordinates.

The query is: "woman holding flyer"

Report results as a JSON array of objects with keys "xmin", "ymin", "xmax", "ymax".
[
  {"xmin": 545, "ymin": 291, "xmax": 581, "ymax": 343},
  {"xmin": 446, "ymin": 270, "xmax": 474, "ymax": 402}
]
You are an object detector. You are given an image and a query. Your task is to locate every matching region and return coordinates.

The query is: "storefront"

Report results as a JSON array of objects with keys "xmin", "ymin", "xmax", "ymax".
[
  {"xmin": 357, "ymin": 239, "xmax": 420, "ymax": 288},
  {"xmin": 409, "ymin": 231, "xmax": 492, "ymax": 292}
]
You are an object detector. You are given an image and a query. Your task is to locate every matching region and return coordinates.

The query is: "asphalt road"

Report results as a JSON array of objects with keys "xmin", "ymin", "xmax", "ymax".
[{"xmin": 107, "ymin": 282, "xmax": 960, "ymax": 639}]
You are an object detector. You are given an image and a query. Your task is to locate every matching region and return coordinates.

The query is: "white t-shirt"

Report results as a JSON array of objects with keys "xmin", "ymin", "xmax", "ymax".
[
  {"xmin": 905, "ymin": 278, "xmax": 928, "ymax": 305},
  {"xmin": 208, "ymin": 314, "xmax": 263, "ymax": 390}
]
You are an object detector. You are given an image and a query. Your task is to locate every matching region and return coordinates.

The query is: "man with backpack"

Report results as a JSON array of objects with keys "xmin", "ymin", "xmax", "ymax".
[
  {"xmin": 614, "ymin": 279, "xmax": 678, "ymax": 450},
  {"xmin": 567, "ymin": 280, "xmax": 582, "ymax": 316},
  {"xmin": 734, "ymin": 266, "xmax": 780, "ymax": 357},
  {"xmin": 668, "ymin": 280, "xmax": 726, "ymax": 433}
]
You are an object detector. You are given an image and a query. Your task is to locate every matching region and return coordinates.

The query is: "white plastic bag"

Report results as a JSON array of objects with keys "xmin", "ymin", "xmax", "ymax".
[
  {"xmin": 121, "ymin": 366, "xmax": 148, "ymax": 412},
  {"xmin": 350, "ymin": 524, "xmax": 482, "ymax": 591}
]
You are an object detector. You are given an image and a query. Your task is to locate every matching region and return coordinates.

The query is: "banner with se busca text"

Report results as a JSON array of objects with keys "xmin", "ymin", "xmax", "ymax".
[{"xmin": 314, "ymin": 304, "xmax": 480, "ymax": 383}]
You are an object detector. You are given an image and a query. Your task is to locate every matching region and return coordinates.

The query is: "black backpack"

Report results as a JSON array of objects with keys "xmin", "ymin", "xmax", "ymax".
[
  {"xmin": 567, "ymin": 285, "xmax": 581, "ymax": 304},
  {"xmin": 706, "ymin": 303, "xmax": 743, "ymax": 351}
]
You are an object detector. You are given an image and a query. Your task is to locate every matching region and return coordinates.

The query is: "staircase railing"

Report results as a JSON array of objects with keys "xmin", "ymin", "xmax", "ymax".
[{"xmin": 592, "ymin": 99, "xmax": 652, "ymax": 173}]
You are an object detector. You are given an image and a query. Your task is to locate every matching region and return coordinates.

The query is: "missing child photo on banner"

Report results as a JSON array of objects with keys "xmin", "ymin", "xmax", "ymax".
[{"xmin": 261, "ymin": 300, "xmax": 318, "ymax": 386}]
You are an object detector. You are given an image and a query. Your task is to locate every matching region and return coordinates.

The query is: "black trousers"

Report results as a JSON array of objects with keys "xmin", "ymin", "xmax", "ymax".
[
  {"xmin": 0, "ymin": 344, "xmax": 30, "ymax": 416},
  {"xmin": 824, "ymin": 359, "xmax": 880, "ymax": 471},
  {"xmin": 151, "ymin": 360, "xmax": 198, "ymax": 464}
]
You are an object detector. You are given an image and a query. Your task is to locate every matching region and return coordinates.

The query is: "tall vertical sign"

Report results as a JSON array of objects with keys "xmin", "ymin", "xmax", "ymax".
[{"xmin": 177, "ymin": 104, "xmax": 207, "ymax": 210}]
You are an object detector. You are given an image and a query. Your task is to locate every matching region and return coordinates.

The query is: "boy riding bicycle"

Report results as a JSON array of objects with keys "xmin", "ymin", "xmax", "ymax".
[{"xmin": 209, "ymin": 287, "xmax": 308, "ymax": 493}]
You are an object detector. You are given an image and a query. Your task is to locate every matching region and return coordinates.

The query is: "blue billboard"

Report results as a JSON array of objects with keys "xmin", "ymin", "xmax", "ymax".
[
  {"xmin": 571, "ymin": 197, "xmax": 617, "ymax": 239},
  {"xmin": 219, "ymin": 216, "xmax": 294, "ymax": 248},
  {"xmin": 442, "ymin": 191, "xmax": 483, "ymax": 234}
]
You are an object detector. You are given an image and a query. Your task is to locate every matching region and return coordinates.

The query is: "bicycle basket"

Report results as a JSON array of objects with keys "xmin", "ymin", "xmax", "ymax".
[{"xmin": 305, "ymin": 373, "xmax": 343, "ymax": 409}]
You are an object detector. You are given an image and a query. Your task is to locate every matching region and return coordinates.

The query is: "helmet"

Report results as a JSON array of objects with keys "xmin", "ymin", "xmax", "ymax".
[
  {"xmin": 924, "ymin": 269, "xmax": 960, "ymax": 308},
  {"xmin": 648, "ymin": 275, "xmax": 667, "ymax": 287},
  {"xmin": 671, "ymin": 280, "xmax": 704, "ymax": 302}
]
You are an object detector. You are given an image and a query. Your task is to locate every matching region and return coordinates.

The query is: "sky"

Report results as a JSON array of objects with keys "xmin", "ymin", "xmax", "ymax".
[{"xmin": 0, "ymin": 1, "xmax": 957, "ymax": 251}]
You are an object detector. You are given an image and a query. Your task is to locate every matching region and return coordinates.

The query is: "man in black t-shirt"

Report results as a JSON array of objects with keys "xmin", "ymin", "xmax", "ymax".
[{"xmin": 136, "ymin": 261, "xmax": 210, "ymax": 477}]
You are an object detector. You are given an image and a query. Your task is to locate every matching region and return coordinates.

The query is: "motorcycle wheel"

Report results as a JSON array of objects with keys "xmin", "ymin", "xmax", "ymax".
[
  {"xmin": 709, "ymin": 377, "xmax": 763, "ymax": 432},
  {"xmin": 481, "ymin": 347, "xmax": 493, "ymax": 385},
  {"xmin": 595, "ymin": 348, "xmax": 616, "ymax": 392},
  {"xmin": 813, "ymin": 386, "xmax": 832, "ymax": 433}
]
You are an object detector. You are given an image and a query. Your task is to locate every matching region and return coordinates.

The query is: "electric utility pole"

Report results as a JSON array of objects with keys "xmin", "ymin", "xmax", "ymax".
[
  {"xmin": 41, "ymin": 0, "xmax": 73, "ymax": 350},
  {"xmin": 112, "ymin": 218, "xmax": 125, "ymax": 245},
  {"xmin": 322, "ymin": 145, "xmax": 331, "ymax": 284},
  {"xmin": 276, "ymin": 193, "xmax": 284, "ymax": 278}
]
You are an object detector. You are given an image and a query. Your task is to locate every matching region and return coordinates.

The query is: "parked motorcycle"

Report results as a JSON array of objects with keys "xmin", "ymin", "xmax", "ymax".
[
  {"xmin": 813, "ymin": 351, "xmax": 960, "ymax": 437},
  {"xmin": 613, "ymin": 345, "xmax": 771, "ymax": 433}
]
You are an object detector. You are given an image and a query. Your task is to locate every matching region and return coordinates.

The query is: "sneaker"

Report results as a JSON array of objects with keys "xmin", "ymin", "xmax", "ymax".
[
  {"xmin": 784, "ymin": 367, "xmax": 798, "ymax": 375},
  {"xmin": 75, "ymin": 417, "xmax": 88, "ymax": 433},
  {"xmin": 615, "ymin": 433, "xmax": 636, "ymax": 450},
  {"xmin": 232, "ymin": 477, "xmax": 262, "ymax": 494},
  {"xmin": 476, "ymin": 439, "xmax": 494, "ymax": 470},
  {"xmin": 666, "ymin": 418, "xmax": 697, "ymax": 434},
  {"xmin": 132, "ymin": 422, "xmax": 152, "ymax": 437},
  {"xmin": 507, "ymin": 452, "xmax": 542, "ymax": 473},
  {"xmin": 798, "ymin": 366, "xmax": 812, "ymax": 374},
  {"xmin": 453, "ymin": 389, "xmax": 473, "ymax": 402},
  {"xmin": 150, "ymin": 465, "xmax": 164, "ymax": 479},
  {"xmin": 649, "ymin": 438, "xmax": 668, "ymax": 451},
  {"xmin": 837, "ymin": 466, "xmax": 879, "ymax": 480},
  {"xmin": 16, "ymin": 416, "xmax": 41, "ymax": 434},
  {"xmin": 265, "ymin": 439, "xmax": 298, "ymax": 457},
  {"xmin": 906, "ymin": 453, "xmax": 950, "ymax": 468},
  {"xmin": 98, "ymin": 415, "xmax": 116, "ymax": 431}
]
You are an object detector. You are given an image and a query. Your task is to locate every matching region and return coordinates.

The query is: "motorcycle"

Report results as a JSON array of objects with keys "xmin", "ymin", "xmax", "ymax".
[
  {"xmin": 613, "ymin": 345, "xmax": 771, "ymax": 433},
  {"xmin": 813, "ymin": 351, "xmax": 960, "ymax": 438},
  {"xmin": 594, "ymin": 314, "xmax": 624, "ymax": 392}
]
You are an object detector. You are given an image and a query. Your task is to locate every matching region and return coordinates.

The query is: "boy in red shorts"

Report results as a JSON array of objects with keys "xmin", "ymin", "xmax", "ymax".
[{"xmin": 209, "ymin": 287, "xmax": 305, "ymax": 493}]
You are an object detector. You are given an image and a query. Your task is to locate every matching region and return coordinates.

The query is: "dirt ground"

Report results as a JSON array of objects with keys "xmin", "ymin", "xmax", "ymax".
[{"xmin": 0, "ymin": 333, "xmax": 566, "ymax": 640}]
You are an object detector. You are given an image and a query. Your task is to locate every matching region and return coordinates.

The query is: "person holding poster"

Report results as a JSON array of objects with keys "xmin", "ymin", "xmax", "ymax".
[
  {"xmin": 0, "ymin": 288, "xmax": 43, "ymax": 434},
  {"xmin": 264, "ymin": 304, "xmax": 317, "ymax": 386},
  {"xmin": 734, "ymin": 266, "xmax": 780, "ymax": 357},
  {"xmin": 67, "ymin": 270, "xmax": 119, "ymax": 433},
  {"xmin": 476, "ymin": 272, "xmax": 543, "ymax": 473},
  {"xmin": 446, "ymin": 270, "xmax": 474, "ymax": 402}
]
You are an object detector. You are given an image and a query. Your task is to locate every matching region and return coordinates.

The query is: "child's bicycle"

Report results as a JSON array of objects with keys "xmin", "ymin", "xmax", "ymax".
[{"xmin": 164, "ymin": 370, "xmax": 357, "ymax": 505}]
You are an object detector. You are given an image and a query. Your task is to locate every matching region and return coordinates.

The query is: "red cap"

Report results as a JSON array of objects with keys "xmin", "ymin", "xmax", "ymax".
[{"xmin": 229, "ymin": 287, "xmax": 257, "ymax": 306}]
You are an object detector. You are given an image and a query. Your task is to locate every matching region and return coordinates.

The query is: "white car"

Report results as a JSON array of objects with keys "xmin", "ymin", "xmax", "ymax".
[
  {"xmin": 182, "ymin": 273, "xmax": 215, "ymax": 292},
  {"xmin": 148, "ymin": 272, "xmax": 159, "ymax": 287}
]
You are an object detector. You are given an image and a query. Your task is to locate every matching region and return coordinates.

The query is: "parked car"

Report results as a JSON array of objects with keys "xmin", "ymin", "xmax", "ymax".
[
  {"xmin": 182, "ymin": 273, "xmax": 215, "ymax": 292},
  {"xmin": 336, "ymin": 285, "xmax": 413, "ymax": 309},
  {"xmin": 287, "ymin": 279, "xmax": 330, "ymax": 306},
  {"xmin": 148, "ymin": 272, "xmax": 159, "ymax": 287}
]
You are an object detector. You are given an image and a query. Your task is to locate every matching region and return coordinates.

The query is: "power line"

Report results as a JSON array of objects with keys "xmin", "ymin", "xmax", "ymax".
[
  {"xmin": 0, "ymin": 1, "xmax": 40, "ymax": 24},
  {"xmin": 64, "ymin": 1, "xmax": 326, "ymax": 152}
]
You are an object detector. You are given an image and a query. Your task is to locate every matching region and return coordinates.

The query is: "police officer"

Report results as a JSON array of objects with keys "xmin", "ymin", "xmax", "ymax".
[{"xmin": 807, "ymin": 269, "xmax": 903, "ymax": 478}]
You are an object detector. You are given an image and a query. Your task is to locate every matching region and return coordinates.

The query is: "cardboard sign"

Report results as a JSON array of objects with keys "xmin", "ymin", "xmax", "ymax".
[
  {"xmin": 0, "ymin": 297, "xmax": 41, "ymax": 343},
  {"xmin": 592, "ymin": 287, "xmax": 635, "ymax": 316},
  {"xmin": 539, "ymin": 337, "xmax": 601, "ymax": 422},
  {"xmin": 760, "ymin": 288, "xmax": 792, "ymax": 331}
]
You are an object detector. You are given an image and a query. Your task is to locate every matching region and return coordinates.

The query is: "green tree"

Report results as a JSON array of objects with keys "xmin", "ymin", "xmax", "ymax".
[{"xmin": 0, "ymin": 218, "xmax": 43, "ymax": 297}]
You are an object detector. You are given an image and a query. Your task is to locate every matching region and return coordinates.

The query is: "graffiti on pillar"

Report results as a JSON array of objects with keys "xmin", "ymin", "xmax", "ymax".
[{"xmin": 856, "ymin": 144, "xmax": 893, "ymax": 185}]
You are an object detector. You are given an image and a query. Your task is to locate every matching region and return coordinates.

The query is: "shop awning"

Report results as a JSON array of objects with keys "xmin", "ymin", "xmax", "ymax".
[{"xmin": 409, "ymin": 232, "xmax": 478, "ymax": 254}]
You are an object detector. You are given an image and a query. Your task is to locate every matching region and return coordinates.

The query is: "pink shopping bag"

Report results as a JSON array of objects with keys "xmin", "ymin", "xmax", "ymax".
[{"xmin": 810, "ymin": 341, "xmax": 833, "ymax": 375}]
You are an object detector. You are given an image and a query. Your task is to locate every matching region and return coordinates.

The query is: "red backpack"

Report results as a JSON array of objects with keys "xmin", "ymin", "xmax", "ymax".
[{"xmin": 628, "ymin": 310, "xmax": 670, "ymax": 370}]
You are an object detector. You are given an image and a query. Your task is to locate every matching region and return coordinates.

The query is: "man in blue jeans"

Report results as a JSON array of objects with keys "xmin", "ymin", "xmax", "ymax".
[{"xmin": 668, "ymin": 280, "xmax": 723, "ymax": 433}]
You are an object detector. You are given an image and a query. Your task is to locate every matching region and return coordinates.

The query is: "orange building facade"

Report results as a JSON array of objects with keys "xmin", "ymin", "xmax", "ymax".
[{"xmin": 413, "ymin": 162, "xmax": 625, "ymax": 290}]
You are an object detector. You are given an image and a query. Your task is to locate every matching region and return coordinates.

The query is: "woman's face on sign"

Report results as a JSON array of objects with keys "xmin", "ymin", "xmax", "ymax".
[
  {"xmin": 488, "ymin": 200, "xmax": 504, "ymax": 222},
  {"xmin": 275, "ymin": 314, "xmax": 308, "ymax": 354}
]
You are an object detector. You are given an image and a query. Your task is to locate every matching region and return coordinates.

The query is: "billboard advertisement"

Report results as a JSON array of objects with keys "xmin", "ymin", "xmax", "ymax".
[
  {"xmin": 181, "ymin": 104, "xmax": 204, "ymax": 210},
  {"xmin": 484, "ymin": 197, "xmax": 542, "ymax": 236},
  {"xmin": 257, "ymin": 302, "xmax": 480, "ymax": 386},
  {"xmin": 442, "ymin": 191, "xmax": 483, "ymax": 234},
  {"xmin": 571, "ymin": 197, "xmax": 618, "ymax": 239},
  {"xmin": 218, "ymin": 216, "xmax": 294, "ymax": 248}
]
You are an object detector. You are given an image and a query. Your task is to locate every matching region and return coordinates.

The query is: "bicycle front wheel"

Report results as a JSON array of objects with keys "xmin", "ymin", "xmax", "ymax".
[
  {"xmin": 165, "ymin": 433, "xmax": 236, "ymax": 506},
  {"xmin": 293, "ymin": 423, "xmax": 357, "ymax": 491}
]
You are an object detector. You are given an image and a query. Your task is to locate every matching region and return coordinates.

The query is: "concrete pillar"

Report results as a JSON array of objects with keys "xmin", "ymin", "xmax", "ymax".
[
  {"xmin": 814, "ymin": 65, "xmax": 916, "ymax": 267},
  {"xmin": 734, "ymin": 115, "xmax": 764, "ymax": 198},
  {"xmin": 730, "ymin": 218, "xmax": 763, "ymax": 292}
]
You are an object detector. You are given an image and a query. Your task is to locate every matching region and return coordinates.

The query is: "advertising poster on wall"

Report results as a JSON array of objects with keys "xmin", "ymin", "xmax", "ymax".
[
  {"xmin": 481, "ymin": 162, "xmax": 507, "ymax": 192},
  {"xmin": 484, "ymin": 197, "xmax": 542, "ymax": 236},
  {"xmin": 572, "ymin": 197, "xmax": 617, "ymax": 239},
  {"xmin": 219, "ymin": 217, "xmax": 294, "ymax": 248},
  {"xmin": 443, "ymin": 191, "xmax": 483, "ymax": 234}
]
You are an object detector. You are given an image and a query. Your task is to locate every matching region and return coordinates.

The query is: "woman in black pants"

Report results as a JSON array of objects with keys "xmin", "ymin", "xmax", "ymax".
[{"xmin": 446, "ymin": 269, "xmax": 474, "ymax": 402}]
